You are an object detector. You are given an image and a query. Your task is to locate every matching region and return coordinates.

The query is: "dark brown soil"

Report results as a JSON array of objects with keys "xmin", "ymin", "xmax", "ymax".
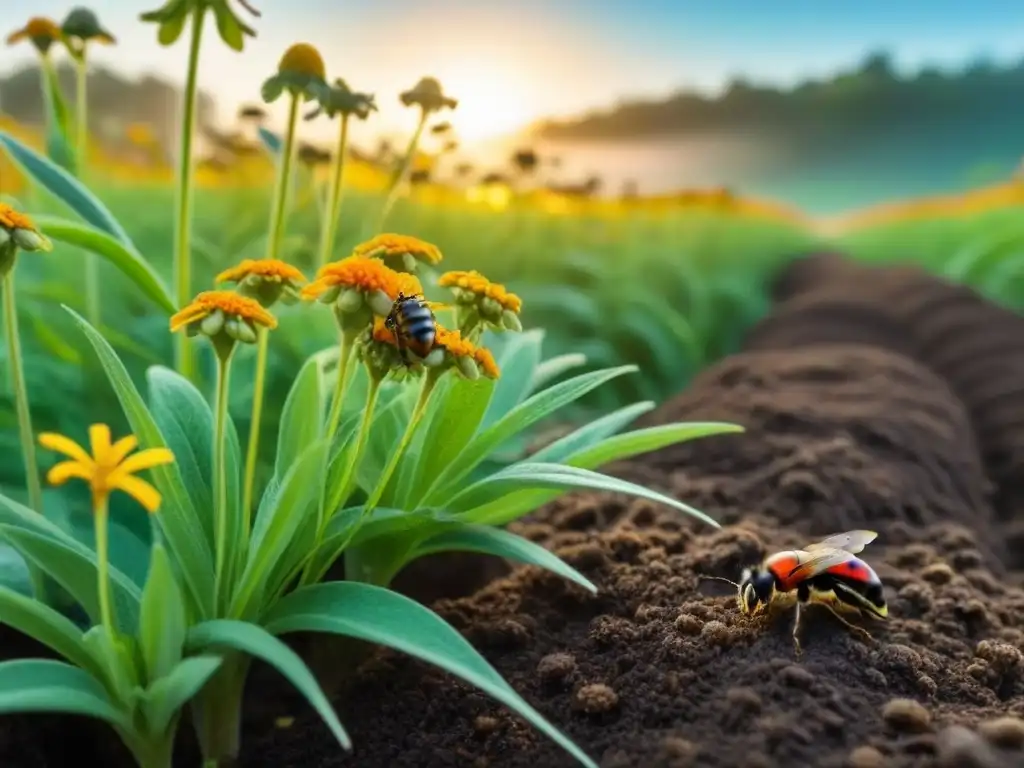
[{"xmin": 7, "ymin": 253, "xmax": 1024, "ymax": 768}]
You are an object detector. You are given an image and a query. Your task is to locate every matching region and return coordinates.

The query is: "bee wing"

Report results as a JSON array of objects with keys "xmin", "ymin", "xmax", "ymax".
[
  {"xmin": 783, "ymin": 548, "xmax": 856, "ymax": 583},
  {"xmin": 804, "ymin": 530, "xmax": 877, "ymax": 555}
]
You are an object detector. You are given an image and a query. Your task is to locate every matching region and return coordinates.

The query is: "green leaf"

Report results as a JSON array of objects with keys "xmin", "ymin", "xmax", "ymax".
[
  {"xmin": 412, "ymin": 524, "xmax": 597, "ymax": 593},
  {"xmin": 480, "ymin": 329, "xmax": 544, "ymax": 428},
  {"xmin": 233, "ymin": 440, "xmax": 329, "ymax": 619},
  {"xmin": 41, "ymin": 62, "xmax": 76, "ymax": 174},
  {"xmin": 0, "ymin": 544, "xmax": 32, "ymax": 597},
  {"xmin": 402, "ymin": 375, "xmax": 495, "ymax": 508},
  {"xmin": 453, "ymin": 462, "xmax": 720, "ymax": 529},
  {"xmin": 0, "ymin": 131, "xmax": 131, "ymax": 244},
  {"xmin": 257, "ymin": 127, "xmax": 282, "ymax": 155},
  {"xmin": 424, "ymin": 365, "xmax": 638, "ymax": 505},
  {"xmin": 34, "ymin": 215, "xmax": 176, "ymax": 314},
  {"xmin": 528, "ymin": 352, "xmax": 588, "ymax": 394},
  {"xmin": 186, "ymin": 620, "xmax": 350, "ymax": 750},
  {"xmin": 0, "ymin": 659, "xmax": 127, "ymax": 728},
  {"xmin": 263, "ymin": 582, "xmax": 597, "ymax": 768},
  {"xmin": 66, "ymin": 308, "xmax": 215, "ymax": 618},
  {"xmin": 141, "ymin": 655, "xmax": 223, "ymax": 735},
  {"xmin": 566, "ymin": 422, "xmax": 743, "ymax": 468},
  {"xmin": 0, "ymin": 584, "xmax": 102, "ymax": 678},
  {"xmin": 0, "ymin": 525, "xmax": 142, "ymax": 633},
  {"xmin": 139, "ymin": 544, "xmax": 186, "ymax": 682},
  {"xmin": 530, "ymin": 401, "xmax": 655, "ymax": 463},
  {"xmin": 275, "ymin": 354, "xmax": 326, "ymax": 480}
]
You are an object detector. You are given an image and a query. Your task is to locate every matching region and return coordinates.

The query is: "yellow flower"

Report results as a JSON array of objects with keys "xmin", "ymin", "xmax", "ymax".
[
  {"xmin": 353, "ymin": 234, "xmax": 443, "ymax": 273},
  {"xmin": 216, "ymin": 258, "xmax": 307, "ymax": 307},
  {"xmin": 170, "ymin": 290, "xmax": 277, "ymax": 346},
  {"xmin": 437, "ymin": 269, "xmax": 522, "ymax": 333},
  {"xmin": 262, "ymin": 42, "xmax": 328, "ymax": 103},
  {"xmin": 39, "ymin": 425, "xmax": 175, "ymax": 512},
  {"xmin": 6, "ymin": 17, "xmax": 63, "ymax": 55}
]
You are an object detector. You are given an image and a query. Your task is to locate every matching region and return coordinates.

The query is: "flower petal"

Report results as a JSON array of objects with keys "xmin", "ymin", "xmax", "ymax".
[
  {"xmin": 110, "ymin": 447, "xmax": 175, "ymax": 479},
  {"xmin": 112, "ymin": 475, "xmax": 162, "ymax": 513},
  {"xmin": 38, "ymin": 432, "xmax": 92, "ymax": 463},
  {"xmin": 46, "ymin": 460, "xmax": 92, "ymax": 487},
  {"xmin": 88, "ymin": 424, "xmax": 112, "ymax": 461},
  {"xmin": 108, "ymin": 435, "xmax": 139, "ymax": 466},
  {"xmin": 5, "ymin": 29, "xmax": 28, "ymax": 45}
]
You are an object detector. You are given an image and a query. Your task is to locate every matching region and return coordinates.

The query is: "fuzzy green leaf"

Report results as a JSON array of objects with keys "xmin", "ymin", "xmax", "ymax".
[
  {"xmin": 186, "ymin": 620, "xmax": 350, "ymax": 750},
  {"xmin": 453, "ymin": 462, "xmax": 719, "ymax": 529},
  {"xmin": 34, "ymin": 216, "xmax": 176, "ymax": 314},
  {"xmin": 141, "ymin": 655, "xmax": 223, "ymax": 736},
  {"xmin": 0, "ymin": 660, "xmax": 127, "ymax": 728},
  {"xmin": 263, "ymin": 582, "xmax": 597, "ymax": 768},
  {"xmin": 528, "ymin": 352, "xmax": 588, "ymax": 394},
  {"xmin": 0, "ymin": 584, "xmax": 102, "ymax": 678},
  {"xmin": 412, "ymin": 524, "xmax": 597, "ymax": 593},
  {"xmin": 139, "ymin": 544, "xmax": 187, "ymax": 683},
  {"xmin": 66, "ymin": 308, "xmax": 215, "ymax": 618},
  {"xmin": 423, "ymin": 365, "xmax": 638, "ymax": 506},
  {"xmin": 274, "ymin": 353, "xmax": 326, "ymax": 481},
  {"xmin": 0, "ymin": 131, "xmax": 131, "ymax": 243}
]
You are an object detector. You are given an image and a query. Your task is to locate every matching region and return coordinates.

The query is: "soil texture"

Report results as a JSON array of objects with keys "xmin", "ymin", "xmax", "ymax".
[{"xmin": 5, "ymin": 252, "xmax": 1024, "ymax": 767}]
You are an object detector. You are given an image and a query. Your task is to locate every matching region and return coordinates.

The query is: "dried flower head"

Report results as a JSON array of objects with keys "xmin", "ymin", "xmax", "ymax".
[
  {"xmin": 39, "ymin": 424, "xmax": 175, "ymax": 512},
  {"xmin": 0, "ymin": 203, "xmax": 52, "ymax": 277},
  {"xmin": 400, "ymin": 77, "xmax": 458, "ymax": 114},
  {"xmin": 61, "ymin": 7, "xmax": 116, "ymax": 53},
  {"xmin": 302, "ymin": 256, "xmax": 421, "ymax": 334},
  {"xmin": 353, "ymin": 233, "xmax": 443, "ymax": 274},
  {"xmin": 306, "ymin": 78, "xmax": 377, "ymax": 122},
  {"xmin": 141, "ymin": 0, "xmax": 259, "ymax": 51},
  {"xmin": 6, "ymin": 17, "xmax": 63, "ymax": 55},
  {"xmin": 438, "ymin": 270, "xmax": 522, "ymax": 335},
  {"xmin": 262, "ymin": 42, "xmax": 328, "ymax": 104},
  {"xmin": 215, "ymin": 258, "xmax": 307, "ymax": 307},
  {"xmin": 170, "ymin": 290, "xmax": 277, "ymax": 356}
]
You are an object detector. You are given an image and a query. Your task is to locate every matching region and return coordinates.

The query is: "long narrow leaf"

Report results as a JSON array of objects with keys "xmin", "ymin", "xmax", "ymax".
[
  {"xmin": 530, "ymin": 401, "xmax": 655, "ymax": 463},
  {"xmin": 0, "ymin": 585, "xmax": 102, "ymax": 678},
  {"xmin": 0, "ymin": 659, "xmax": 127, "ymax": 728},
  {"xmin": 262, "ymin": 582, "xmax": 597, "ymax": 768},
  {"xmin": 186, "ymin": 620, "xmax": 350, "ymax": 750},
  {"xmin": 141, "ymin": 656, "xmax": 223, "ymax": 735},
  {"xmin": 566, "ymin": 422, "xmax": 744, "ymax": 468},
  {"xmin": 274, "ymin": 354, "xmax": 326, "ymax": 480},
  {"xmin": 0, "ymin": 131, "xmax": 131, "ymax": 244}
]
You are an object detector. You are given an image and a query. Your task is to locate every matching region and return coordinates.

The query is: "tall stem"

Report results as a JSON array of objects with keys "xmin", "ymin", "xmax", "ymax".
[
  {"xmin": 317, "ymin": 114, "xmax": 350, "ymax": 268},
  {"xmin": 324, "ymin": 334, "xmax": 357, "ymax": 443},
  {"xmin": 74, "ymin": 56, "xmax": 100, "ymax": 330},
  {"xmin": 93, "ymin": 494, "xmax": 115, "ymax": 640},
  {"xmin": 375, "ymin": 110, "xmax": 428, "ymax": 234},
  {"xmin": 173, "ymin": 10, "xmax": 207, "ymax": 381},
  {"xmin": 265, "ymin": 94, "xmax": 301, "ymax": 262},
  {"xmin": 240, "ymin": 327, "xmax": 268, "ymax": 529},
  {"xmin": 212, "ymin": 350, "xmax": 233, "ymax": 609}
]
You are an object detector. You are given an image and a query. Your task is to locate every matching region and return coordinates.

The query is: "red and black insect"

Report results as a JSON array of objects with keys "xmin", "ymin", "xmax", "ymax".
[{"xmin": 703, "ymin": 530, "xmax": 888, "ymax": 654}]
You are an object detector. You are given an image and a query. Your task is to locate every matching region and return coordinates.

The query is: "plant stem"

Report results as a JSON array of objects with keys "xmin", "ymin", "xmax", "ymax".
[
  {"xmin": 2, "ymin": 274, "xmax": 44, "ymax": 600},
  {"xmin": 317, "ymin": 114, "xmax": 350, "ymax": 268},
  {"xmin": 191, "ymin": 654, "xmax": 250, "ymax": 765},
  {"xmin": 240, "ymin": 326, "xmax": 268, "ymax": 529},
  {"xmin": 74, "ymin": 55, "xmax": 100, "ymax": 330},
  {"xmin": 212, "ymin": 350, "xmax": 233, "ymax": 610},
  {"xmin": 374, "ymin": 109, "xmax": 428, "ymax": 234},
  {"xmin": 324, "ymin": 334, "xmax": 357, "ymax": 443},
  {"xmin": 93, "ymin": 493, "xmax": 116, "ymax": 640},
  {"xmin": 265, "ymin": 94, "xmax": 301, "ymax": 263},
  {"xmin": 364, "ymin": 370, "xmax": 439, "ymax": 513},
  {"xmin": 2, "ymin": 275, "xmax": 42, "ymax": 513},
  {"xmin": 172, "ymin": 10, "xmax": 207, "ymax": 381}
]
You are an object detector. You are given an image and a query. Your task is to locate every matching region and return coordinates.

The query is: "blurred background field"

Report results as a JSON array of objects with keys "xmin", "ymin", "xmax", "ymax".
[{"xmin": 3, "ymin": 0, "xmax": 1024, "ymax": 500}]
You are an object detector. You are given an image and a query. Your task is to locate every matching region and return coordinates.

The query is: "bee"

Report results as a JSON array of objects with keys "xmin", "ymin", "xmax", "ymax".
[
  {"xmin": 384, "ymin": 292, "xmax": 439, "ymax": 365},
  {"xmin": 702, "ymin": 530, "xmax": 888, "ymax": 654}
]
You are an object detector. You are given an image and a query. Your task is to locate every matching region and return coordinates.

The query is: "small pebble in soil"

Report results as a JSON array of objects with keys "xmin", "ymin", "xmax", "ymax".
[
  {"xmin": 847, "ymin": 745, "xmax": 886, "ymax": 768},
  {"xmin": 574, "ymin": 683, "xmax": 619, "ymax": 714},
  {"xmin": 536, "ymin": 652, "xmax": 576, "ymax": 683},
  {"xmin": 658, "ymin": 736, "xmax": 698, "ymax": 767},
  {"xmin": 882, "ymin": 698, "xmax": 932, "ymax": 733},
  {"xmin": 473, "ymin": 715, "xmax": 500, "ymax": 735},
  {"xmin": 700, "ymin": 619, "xmax": 731, "ymax": 646},
  {"xmin": 274, "ymin": 716, "xmax": 294, "ymax": 729},
  {"xmin": 936, "ymin": 725, "xmax": 1003, "ymax": 768},
  {"xmin": 674, "ymin": 613, "xmax": 703, "ymax": 635},
  {"xmin": 779, "ymin": 664, "xmax": 815, "ymax": 689},
  {"xmin": 978, "ymin": 716, "xmax": 1024, "ymax": 749},
  {"xmin": 920, "ymin": 562, "xmax": 955, "ymax": 585}
]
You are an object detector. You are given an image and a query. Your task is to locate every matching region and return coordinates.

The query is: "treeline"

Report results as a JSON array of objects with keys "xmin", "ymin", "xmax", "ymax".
[{"xmin": 534, "ymin": 51, "xmax": 1024, "ymax": 140}]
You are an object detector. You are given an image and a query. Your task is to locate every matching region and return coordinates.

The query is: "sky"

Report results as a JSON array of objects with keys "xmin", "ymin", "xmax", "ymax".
[{"xmin": 4, "ymin": 0, "xmax": 1024, "ymax": 148}]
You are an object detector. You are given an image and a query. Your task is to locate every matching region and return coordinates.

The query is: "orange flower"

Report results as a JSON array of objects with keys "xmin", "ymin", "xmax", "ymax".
[
  {"xmin": 6, "ymin": 17, "xmax": 62, "ymax": 54},
  {"xmin": 435, "ymin": 326, "xmax": 500, "ymax": 380},
  {"xmin": 353, "ymin": 234, "xmax": 443, "ymax": 272},
  {"xmin": 438, "ymin": 270, "xmax": 521, "ymax": 313},
  {"xmin": 216, "ymin": 258, "xmax": 306, "ymax": 307},
  {"xmin": 170, "ymin": 290, "xmax": 277, "ymax": 345},
  {"xmin": 0, "ymin": 202, "xmax": 51, "ymax": 269},
  {"xmin": 0, "ymin": 204, "xmax": 37, "ymax": 232},
  {"xmin": 302, "ymin": 256, "xmax": 422, "ymax": 303}
]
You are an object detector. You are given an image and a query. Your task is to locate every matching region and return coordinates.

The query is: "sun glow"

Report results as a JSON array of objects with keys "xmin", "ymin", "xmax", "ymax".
[{"xmin": 430, "ymin": 63, "xmax": 534, "ymax": 141}]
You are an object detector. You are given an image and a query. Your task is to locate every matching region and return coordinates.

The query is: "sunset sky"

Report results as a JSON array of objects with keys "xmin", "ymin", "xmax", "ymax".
[{"xmin": 4, "ymin": 0, "xmax": 1024, "ymax": 147}]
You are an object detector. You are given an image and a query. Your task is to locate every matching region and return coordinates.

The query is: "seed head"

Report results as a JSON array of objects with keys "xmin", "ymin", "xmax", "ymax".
[
  {"xmin": 262, "ymin": 43, "xmax": 329, "ymax": 104},
  {"xmin": 400, "ymin": 77, "xmax": 458, "ymax": 114}
]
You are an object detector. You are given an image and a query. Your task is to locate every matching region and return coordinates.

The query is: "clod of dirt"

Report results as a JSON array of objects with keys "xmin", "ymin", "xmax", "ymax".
[
  {"xmin": 936, "ymin": 726, "xmax": 1004, "ymax": 768},
  {"xmin": 536, "ymin": 652, "xmax": 577, "ymax": 684},
  {"xmin": 978, "ymin": 717, "xmax": 1024, "ymax": 749},
  {"xmin": 881, "ymin": 698, "xmax": 932, "ymax": 733},
  {"xmin": 847, "ymin": 745, "xmax": 886, "ymax": 768},
  {"xmin": 573, "ymin": 683, "xmax": 619, "ymax": 714}
]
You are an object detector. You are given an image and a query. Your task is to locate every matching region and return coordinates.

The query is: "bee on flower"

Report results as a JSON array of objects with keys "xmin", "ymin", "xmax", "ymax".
[
  {"xmin": 437, "ymin": 269, "xmax": 523, "ymax": 337},
  {"xmin": 353, "ymin": 233, "xmax": 443, "ymax": 275},
  {"xmin": 362, "ymin": 317, "xmax": 499, "ymax": 382},
  {"xmin": 301, "ymin": 255, "xmax": 422, "ymax": 334},
  {"xmin": 215, "ymin": 258, "xmax": 307, "ymax": 308}
]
